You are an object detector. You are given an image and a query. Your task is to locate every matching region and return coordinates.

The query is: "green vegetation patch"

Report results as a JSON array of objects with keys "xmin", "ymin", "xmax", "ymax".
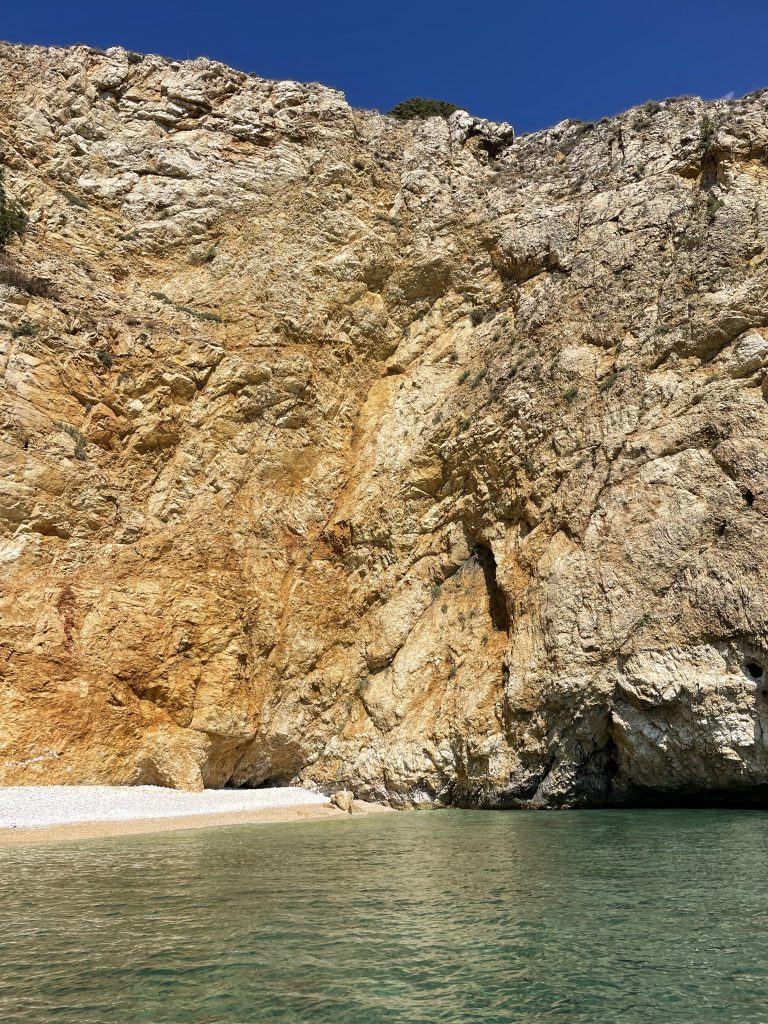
[
  {"xmin": 10, "ymin": 321, "xmax": 35, "ymax": 338},
  {"xmin": 57, "ymin": 422, "xmax": 87, "ymax": 461},
  {"xmin": 699, "ymin": 114, "xmax": 717, "ymax": 152},
  {"xmin": 0, "ymin": 170, "xmax": 28, "ymax": 250},
  {"xmin": 387, "ymin": 98, "xmax": 460, "ymax": 121}
]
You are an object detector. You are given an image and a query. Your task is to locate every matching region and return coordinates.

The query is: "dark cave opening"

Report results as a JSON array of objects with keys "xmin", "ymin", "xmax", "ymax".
[
  {"xmin": 224, "ymin": 777, "xmax": 286, "ymax": 790},
  {"xmin": 473, "ymin": 543, "xmax": 510, "ymax": 633},
  {"xmin": 746, "ymin": 661, "xmax": 764, "ymax": 680},
  {"xmin": 221, "ymin": 770, "xmax": 282, "ymax": 790},
  {"xmin": 615, "ymin": 785, "xmax": 768, "ymax": 809}
]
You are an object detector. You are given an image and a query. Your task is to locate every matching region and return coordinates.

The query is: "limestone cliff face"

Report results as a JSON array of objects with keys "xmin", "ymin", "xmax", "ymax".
[{"xmin": 3, "ymin": 43, "xmax": 768, "ymax": 805}]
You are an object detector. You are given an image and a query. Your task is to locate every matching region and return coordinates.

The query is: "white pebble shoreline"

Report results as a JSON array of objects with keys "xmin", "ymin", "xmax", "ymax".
[{"xmin": 0, "ymin": 785, "xmax": 329, "ymax": 829}]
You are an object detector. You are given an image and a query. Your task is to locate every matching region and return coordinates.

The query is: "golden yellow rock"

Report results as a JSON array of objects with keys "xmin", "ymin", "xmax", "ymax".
[{"xmin": 2, "ymin": 43, "xmax": 768, "ymax": 806}]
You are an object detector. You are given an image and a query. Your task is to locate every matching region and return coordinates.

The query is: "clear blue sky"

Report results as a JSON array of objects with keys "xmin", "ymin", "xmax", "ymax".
[{"xmin": 3, "ymin": 1, "xmax": 767, "ymax": 133}]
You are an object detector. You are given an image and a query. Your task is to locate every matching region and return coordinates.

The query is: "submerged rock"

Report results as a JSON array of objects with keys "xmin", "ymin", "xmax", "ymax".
[{"xmin": 2, "ymin": 44, "xmax": 768, "ymax": 807}]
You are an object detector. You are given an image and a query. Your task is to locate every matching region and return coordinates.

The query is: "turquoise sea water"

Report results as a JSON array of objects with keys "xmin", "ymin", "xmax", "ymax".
[{"xmin": 1, "ymin": 809, "xmax": 768, "ymax": 1023}]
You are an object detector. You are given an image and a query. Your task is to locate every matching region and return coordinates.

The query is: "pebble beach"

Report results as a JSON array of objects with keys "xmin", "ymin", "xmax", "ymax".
[{"xmin": 0, "ymin": 785, "xmax": 345, "ymax": 845}]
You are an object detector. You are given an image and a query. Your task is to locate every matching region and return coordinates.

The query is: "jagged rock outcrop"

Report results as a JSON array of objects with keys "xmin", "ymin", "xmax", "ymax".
[
  {"xmin": 3, "ymin": 43, "xmax": 768, "ymax": 806},
  {"xmin": 447, "ymin": 109, "xmax": 514, "ymax": 154}
]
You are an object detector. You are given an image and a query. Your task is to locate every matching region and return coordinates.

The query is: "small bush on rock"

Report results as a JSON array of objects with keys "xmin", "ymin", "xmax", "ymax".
[
  {"xmin": 387, "ymin": 98, "xmax": 460, "ymax": 121},
  {"xmin": 706, "ymin": 193, "xmax": 725, "ymax": 220},
  {"xmin": 11, "ymin": 321, "xmax": 34, "ymax": 338},
  {"xmin": 0, "ymin": 257, "xmax": 54, "ymax": 297},
  {"xmin": 699, "ymin": 115, "xmax": 717, "ymax": 152},
  {"xmin": 58, "ymin": 422, "xmax": 87, "ymax": 461},
  {"xmin": 0, "ymin": 171, "xmax": 28, "ymax": 250}
]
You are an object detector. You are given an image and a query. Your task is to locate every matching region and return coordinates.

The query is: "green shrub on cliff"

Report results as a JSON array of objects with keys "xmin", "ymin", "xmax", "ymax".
[
  {"xmin": 0, "ymin": 170, "xmax": 28, "ymax": 250},
  {"xmin": 387, "ymin": 98, "xmax": 460, "ymax": 121}
]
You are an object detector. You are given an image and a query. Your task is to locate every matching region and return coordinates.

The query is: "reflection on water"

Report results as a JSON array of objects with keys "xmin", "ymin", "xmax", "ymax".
[{"xmin": 1, "ymin": 809, "xmax": 768, "ymax": 1023}]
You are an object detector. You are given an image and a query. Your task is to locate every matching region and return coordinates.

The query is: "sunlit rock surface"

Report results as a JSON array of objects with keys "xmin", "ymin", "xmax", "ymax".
[{"xmin": 3, "ymin": 43, "xmax": 768, "ymax": 805}]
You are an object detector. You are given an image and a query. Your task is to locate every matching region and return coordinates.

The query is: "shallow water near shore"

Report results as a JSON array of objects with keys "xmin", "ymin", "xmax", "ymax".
[{"xmin": 1, "ymin": 809, "xmax": 767, "ymax": 1023}]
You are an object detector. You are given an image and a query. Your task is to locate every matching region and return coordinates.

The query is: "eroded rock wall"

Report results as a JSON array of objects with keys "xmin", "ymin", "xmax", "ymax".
[{"xmin": 3, "ymin": 43, "xmax": 768, "ymax": 805}]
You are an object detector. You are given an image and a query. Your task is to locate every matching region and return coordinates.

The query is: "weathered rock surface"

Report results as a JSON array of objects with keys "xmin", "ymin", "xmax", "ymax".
[{"xmin": 3, "ymin": 43, "xmax": 768, "ymax": 806}]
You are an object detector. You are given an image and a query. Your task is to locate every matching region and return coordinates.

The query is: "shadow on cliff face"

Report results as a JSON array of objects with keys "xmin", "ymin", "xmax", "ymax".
[
  {"xmin": 466, "ymin": 736, "xmax": 621, "ymax": 811},
  {"xmin": 610, "ymin": 786, "xmax": 768, "ymax": 809},
  {"xmin": 472, "ymin": 543, "xmax": 511, "ymax": 633}
]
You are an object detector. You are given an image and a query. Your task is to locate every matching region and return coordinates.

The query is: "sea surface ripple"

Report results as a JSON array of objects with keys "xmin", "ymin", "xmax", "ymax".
[{"xmin": 1, "ymin": 809, "xmax": 767, "ymax": 1022}]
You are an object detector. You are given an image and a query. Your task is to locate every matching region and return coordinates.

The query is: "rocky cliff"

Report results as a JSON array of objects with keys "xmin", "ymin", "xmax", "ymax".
[{"xmin": 3, "ymin": 42, "xmax": 768, "ymax": 806}]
